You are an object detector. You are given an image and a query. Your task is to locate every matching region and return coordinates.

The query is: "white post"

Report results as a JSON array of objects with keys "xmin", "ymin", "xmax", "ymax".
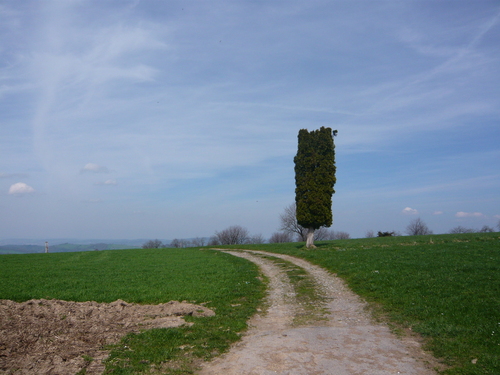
[{"xmin": 45, "ymin": 241, "xmax": 49, "ymax": 253}]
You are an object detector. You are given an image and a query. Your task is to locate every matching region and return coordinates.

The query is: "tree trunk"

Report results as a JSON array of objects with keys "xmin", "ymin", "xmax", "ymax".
[{"xmin": 306, "ymin": 228, "xmax": 316, "ymax": 249}]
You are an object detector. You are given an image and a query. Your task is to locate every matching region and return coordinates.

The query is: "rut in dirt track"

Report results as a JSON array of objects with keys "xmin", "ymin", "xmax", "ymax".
[{"xmin": 198, "ymin": 250, "xmax": 439, "ymax": 375}]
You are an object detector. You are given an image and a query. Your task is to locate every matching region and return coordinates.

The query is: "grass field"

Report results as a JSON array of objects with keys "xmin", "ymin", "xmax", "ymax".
[
  {"xmin": 2, "ymin": 233, "xmax": 500, "ymax": 374},
  {"xmin": 230, "ymin": 232, "xmax": 500, "ymax": 375},
  {"xmin": 0, "ymin": 248, "xmax": 266, "ymax": 374}
]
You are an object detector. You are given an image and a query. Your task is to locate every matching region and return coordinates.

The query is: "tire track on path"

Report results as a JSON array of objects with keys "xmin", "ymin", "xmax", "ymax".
[{"xmin": 198, "ymin": 249, "xmax": 439, "ymax": 375}]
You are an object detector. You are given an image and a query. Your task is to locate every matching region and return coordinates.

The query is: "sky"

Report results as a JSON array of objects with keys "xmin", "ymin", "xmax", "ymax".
[{"xmin": 1, "ymin": 0, "xmax": 500, "ymax": 242}]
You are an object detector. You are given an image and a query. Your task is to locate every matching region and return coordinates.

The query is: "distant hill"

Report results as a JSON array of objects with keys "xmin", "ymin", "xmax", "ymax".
[
  {"xmin": 0, "ymin": 237, "xmax": 210, "ymax": 254},
  {"xmin": 0, "ymin": 245, "xmax": 43, "ymax": 255},
  {"xmin": 0, "ymin": 242, "xmax": 142, "ymax": 255},
  {"xmin": 0, "ymin": 238, "xmax": 153, "ymax": 247}
]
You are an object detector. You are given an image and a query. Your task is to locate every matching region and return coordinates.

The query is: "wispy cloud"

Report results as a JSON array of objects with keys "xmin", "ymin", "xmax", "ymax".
[
  {"xmin": 95, "ymin": 179, "xmax": 117, "ymax": 186},
  {"xmin": 394, "ymin": 175, "xmax": 500, "ymax": 198},
  {"xmin": 455, "ymin": 212, "xmax": 484, "ymax": 218},
  {"xmin": 394, "ymin": 7, "xmax": 500, "ymax": 90},
  {"xmin": 30, "ymin": 1, "xmax": 168, "ymax": 173},
  {"xmin": 81, "ymin": 163, "xmax": 110, "ymax": 174}
]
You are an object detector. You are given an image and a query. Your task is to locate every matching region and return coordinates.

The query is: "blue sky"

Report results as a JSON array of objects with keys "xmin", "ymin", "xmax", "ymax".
[{"xmin": 1, "ymin": 0, "xmax": 499, "ymax": 241}]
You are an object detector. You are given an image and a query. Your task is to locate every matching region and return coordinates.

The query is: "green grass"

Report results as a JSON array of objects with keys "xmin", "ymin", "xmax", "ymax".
[
  {"xmin": 0, "ymin": 248, "xmax": 266, "ymax": 374},
  {"xmin": 4, "ymin": 234, "xmax": 500, "ymax": 374},
  {"xmin": 224, "ymin": 232, "xmax": 500, "ymax": 375}
]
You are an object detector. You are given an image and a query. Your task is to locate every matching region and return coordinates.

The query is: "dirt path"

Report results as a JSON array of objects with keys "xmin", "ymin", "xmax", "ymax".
[{"xmin": 199, "ymin": 250, "xmax": 440, "ymax": 375}]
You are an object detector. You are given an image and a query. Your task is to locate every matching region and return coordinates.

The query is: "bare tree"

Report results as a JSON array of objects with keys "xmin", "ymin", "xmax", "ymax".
[
  {"xmin": 279, "ymin": 203, "xmax": 307, "ymax": 241},
  {"xmin": 313, "ymin": 227, "xmax": 330, "ymax": 241},
  {"xmin": 449, "ymin": 225, "xmax": 494, "ymax": 234},
  {"xmin": 269, "ymin": 232, "xmax": 294, "ymax": 243},
  {"xmin": 214, "ymin": 225, "xmax": 250, "ymax": 245},
  {"xmin": 449, "ymin": 226, "xmax": 475, "ymax": 234},
  {"xmin": 170, "ymin": 239, "xmax": 181, "ymax": 248},
  {"xmin": 365, "ymin": 230, "xmax": 375, "ymax": 238},
  {"xmin": 142, "ymin": 239, "xmax": 163, "ymax": 249},
  {"xmin": 307, "ymin": 229, "xmax": 351, "ymax": 241},
  {"xmin": 170, "ymin": 239, "xmax": 190, "ymax": 248},
  {"xmin": 248, "ymin": 233, "xmax": 266, "ymax": 244},
  {"xmin": 334, "ymin": 231, "xmax": 351, "ymax": 240},
  {"xmin": 321, "ymin": 228, "xmax": 351, "ymax": 241},
  {"xmin": 191, "ymin": 237, "xmax": 207, "ymax": 247},
  {"xmin": 207, "ymin": 236, "xmax": 220, "ymax": 246},
  {"xmin": 497, "ymin": 219, "xmax": 500, "ymax": 231},
  {"xmin": 406, "ymin": 218, "xmax": 433, "ymax": 236},
  {"xmin": 279, "ymin": 203, "xmax": 340, "ymax": 242},
  {"xmin": 479, "ymin": 225, "xmax": 494, "ymax": 233}
]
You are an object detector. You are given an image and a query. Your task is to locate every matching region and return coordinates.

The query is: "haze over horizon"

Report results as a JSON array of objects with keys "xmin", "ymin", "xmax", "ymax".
[{"xmin": 1, "ymin": 1, "xmax": 499, "ymax": 241}]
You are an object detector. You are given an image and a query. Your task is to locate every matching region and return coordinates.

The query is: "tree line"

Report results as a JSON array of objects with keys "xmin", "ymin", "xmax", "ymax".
[
  {"xmin": 367, "ymin": 217, "xmax": 499, "ymax": 237},
  {"xmin": 143, "ymin": 213, "xmax": 500, "ymax": 249},
  {"xmin": 142, "ymin": 238, "xmax": 208, "ymax": 249},
  {"xmin": 142, "ymin": 202, "xmax": 351, "ymax": 249}
]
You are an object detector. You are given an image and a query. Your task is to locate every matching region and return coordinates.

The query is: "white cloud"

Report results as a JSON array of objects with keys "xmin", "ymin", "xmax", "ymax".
[
  {"xmin": 402, "ymin": 207, "xmax": 418, "ymax": 215},
  {"xmin": 433, "ymin": 211, "xmax": 443, "ymax": 215},
  {"xmin": 8, "ymin": 182, "xmax": 35, "ymax": 195},
  {"xmin": 455, "ymin": 212, "xmax": 484, "ymax": 218},
  {"xmin": 81, "ymin": 163, "xmax": 109, "ymax": 173}
]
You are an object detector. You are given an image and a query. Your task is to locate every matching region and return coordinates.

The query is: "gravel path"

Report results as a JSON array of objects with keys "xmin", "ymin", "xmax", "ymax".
[{"xmin": 198, "ymin": 250, "xmax": 439, "ymax": 375}]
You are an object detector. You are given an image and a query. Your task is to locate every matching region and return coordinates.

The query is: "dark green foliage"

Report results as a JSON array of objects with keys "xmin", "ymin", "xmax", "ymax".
[
  {"xmin": 294, "ymin": 127, "xmax": 337, "ymax": 230},
  {"xmin": 378, "ymin": 231, "xmax": 395, "ymax": 237}
]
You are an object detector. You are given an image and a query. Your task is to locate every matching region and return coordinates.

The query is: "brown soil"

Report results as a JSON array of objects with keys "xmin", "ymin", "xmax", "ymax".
[{"xmin": 0, "ymin": 299, "xmax": 214, "ymax": 375}]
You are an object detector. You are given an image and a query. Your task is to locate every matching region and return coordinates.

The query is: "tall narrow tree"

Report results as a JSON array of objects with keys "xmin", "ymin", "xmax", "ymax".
[{"xmin": 294, "ymin": 127, "xmax": 337, "ymax": 248}]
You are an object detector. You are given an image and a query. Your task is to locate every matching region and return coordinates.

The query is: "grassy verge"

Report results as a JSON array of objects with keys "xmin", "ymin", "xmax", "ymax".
[
  {"xmin": 222, "ymin": 232, "xmax": 500, "ymax": 375},
  {"xmin": 257, "ymin": 254, "xmax": 327, "ymax": 325},
  {"xmin": 0, "ymin": 248, "xmax": 266, "ymax": 374}
]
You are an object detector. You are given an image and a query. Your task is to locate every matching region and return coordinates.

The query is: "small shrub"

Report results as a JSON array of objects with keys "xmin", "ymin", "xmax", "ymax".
[{"xmin": 377, "ymin": 231, "xmax": 394, "ymax": 237}]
